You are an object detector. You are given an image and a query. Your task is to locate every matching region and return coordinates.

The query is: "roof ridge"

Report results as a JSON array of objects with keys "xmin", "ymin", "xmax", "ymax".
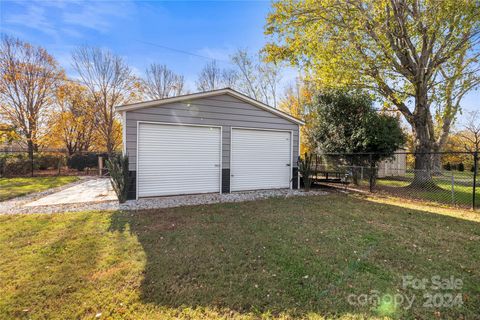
[{"xmin": 115, "ymin": 88, "xmax": 305, "ymax": 125}]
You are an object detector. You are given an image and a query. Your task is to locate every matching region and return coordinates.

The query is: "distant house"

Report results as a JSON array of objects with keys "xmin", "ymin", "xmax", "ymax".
[{"xmin": 0, "ymin": 140, "xmax": 25, "ymax": 152}]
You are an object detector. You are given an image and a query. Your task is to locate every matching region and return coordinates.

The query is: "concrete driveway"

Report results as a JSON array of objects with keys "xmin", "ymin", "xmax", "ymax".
[{"xmin": 25, "ymin": 178, "xmax": 117, "ymax": 207}]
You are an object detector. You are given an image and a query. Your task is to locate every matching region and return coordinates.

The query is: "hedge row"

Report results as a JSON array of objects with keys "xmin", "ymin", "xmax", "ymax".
[
  {"xmin": 0, "ymin": 153, "xmax": 108, "ymax": 177},
  {"xmin": 67, "ymin": 153, "xmax": 108, "ymax": 171}
]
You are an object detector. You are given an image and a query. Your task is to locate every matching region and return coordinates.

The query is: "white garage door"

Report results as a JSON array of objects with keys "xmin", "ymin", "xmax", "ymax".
[
  {"xmin": 137, "ymin": 123, "xmax": 221, "ymax": 198},
  {"xmin": 231, "ymin": 128, "xmax": 291, "ymax": 192}
]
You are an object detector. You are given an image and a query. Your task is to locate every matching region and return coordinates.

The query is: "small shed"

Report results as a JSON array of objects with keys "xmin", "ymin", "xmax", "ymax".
[
  {"xmin": 116, "ymin": 88, "xmax": 304, "ymax": 199},
  {"xmin": 377, "ymin": 149, "xmax": 407, "ymax": 178}
]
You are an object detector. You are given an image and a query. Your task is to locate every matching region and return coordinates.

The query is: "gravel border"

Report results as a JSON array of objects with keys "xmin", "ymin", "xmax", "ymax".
[
  {"xmin": 0, "ymin": 176, "xmax": 96, "ymax": 212},
  {"xmin": 0, "ymin": 188, "xmax": 328, "ymax": 215}
]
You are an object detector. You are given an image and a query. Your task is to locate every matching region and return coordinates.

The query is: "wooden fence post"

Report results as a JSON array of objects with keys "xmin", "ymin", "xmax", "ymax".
[{"xmin": 98, "ymin": 156, "xmax": 103, "ymax": 176}]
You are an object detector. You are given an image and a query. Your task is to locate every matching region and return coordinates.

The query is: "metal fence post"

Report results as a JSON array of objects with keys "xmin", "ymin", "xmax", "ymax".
[
  {"xmin": 30, "ymin": 153, "xmax": 34, "ymax": 177},
  {"xmin": 451, "ymin": 172, "xmax": 455, "ymax": 205},
  {"xmin": 473, "ymin": 151, "xmax": 478, "ymax": 210},
  {"xmin": 369, "ymin": 154, "xmax": 374, "ymax": 192}
]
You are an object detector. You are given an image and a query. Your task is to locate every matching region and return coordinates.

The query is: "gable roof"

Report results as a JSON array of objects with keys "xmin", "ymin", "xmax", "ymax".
[{"xmin": 115, "ymin": 88, "xmax": 305, "ymax": 125}]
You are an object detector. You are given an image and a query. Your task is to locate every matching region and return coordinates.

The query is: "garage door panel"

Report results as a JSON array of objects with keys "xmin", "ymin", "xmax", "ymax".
[
  {"xmin": 231, "ymin": 129, "xmax": 291, "ymax": 192},
  {"xmin": 138, "ymin": 123, "xmax": 221, "ymax": 197}
]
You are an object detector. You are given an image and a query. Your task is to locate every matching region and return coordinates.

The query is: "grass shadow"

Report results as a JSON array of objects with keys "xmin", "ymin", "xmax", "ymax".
[
  {"xmin": 0, "ymin": 176, "xmax": 79, "ymax": 201},
  {"xmin": 108, "ymin": 194, "xmax": 480, "ymax": 319}
]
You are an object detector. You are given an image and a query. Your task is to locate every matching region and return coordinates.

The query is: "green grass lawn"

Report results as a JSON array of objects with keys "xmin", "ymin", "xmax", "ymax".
[
  {"xmin": 376, "ymin": 174, "xmax": 479, "ymax": 208},
  {"xmin": 0, "ymin": 194, "xmax": 479, "ymax": 319},
  {"xmin": 0, "ymin": 176, "xmax": 79, "ymax": 201}
]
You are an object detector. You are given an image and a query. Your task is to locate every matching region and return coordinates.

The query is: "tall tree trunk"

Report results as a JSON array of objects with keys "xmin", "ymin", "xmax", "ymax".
[
  {"xmin": 432, "ymin": 152, "xmax": 443, "ymax": 175},
  {"xmin": 431, "ymin": 114, "xmax": 454, "ymax": 176},
  {"xmin": 413, "ymin": 142, "xmax": 433, "ymax": 186},
  {"xmin": 411, "ymin": 89, "xmax": 435, "ymax": 186},
  {"xmin": 106, "ymin": 127, "xmax": 114, "ymax": 155},
  {"xmin": 27, "ymin": 137, "xmax": 35, "ymax": 177}
]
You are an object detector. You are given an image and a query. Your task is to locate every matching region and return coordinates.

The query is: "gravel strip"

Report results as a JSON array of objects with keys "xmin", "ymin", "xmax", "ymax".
[{"xmin": 0, "ymin": 189, "xmax": 328, "ymax": 215}]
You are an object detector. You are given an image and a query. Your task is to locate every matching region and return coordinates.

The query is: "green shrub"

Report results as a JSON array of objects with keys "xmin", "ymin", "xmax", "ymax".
[
  {"xmin": 444, "ymin": 162, "xmax": 452, "ymax": 171},
  {"xmin": 106, "ymin": 154, "xmax": 129, "ymax": 203},
  {"xmin": 298, "ymin": 153, "xmax": 314, "ymax": 191},
  {"xmin": 458, "ymin": 162, "xmax": 465, "ymax": 172},
  {"xmin": 67, "ymin": 154, "xmax": 87, "ymax": 171},
  {"xmin": 0, "ymin": 155, "xmax": 31, "ymax": 177},
  {"xmin": 36, "ymin": 154, "xmax": 63, "ymax": 170},
  {"xmin": 67, "ymin": 153, "xmax": 103, "ymax": 171}
]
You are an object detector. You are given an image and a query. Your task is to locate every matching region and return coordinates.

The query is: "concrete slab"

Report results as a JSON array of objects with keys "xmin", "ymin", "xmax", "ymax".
[{"xmin": 24, "ymin": 178, "xmax": 117, "ymax": 207}]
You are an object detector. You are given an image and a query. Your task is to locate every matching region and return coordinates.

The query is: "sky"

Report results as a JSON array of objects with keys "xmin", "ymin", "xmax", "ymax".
[
  {"xmin": 0, "ymin": 0, "xmax": 288, "ymax": 89},
  {"xmin": 0, "ymin": 0, "xmax": 478, "ymax": 127}
]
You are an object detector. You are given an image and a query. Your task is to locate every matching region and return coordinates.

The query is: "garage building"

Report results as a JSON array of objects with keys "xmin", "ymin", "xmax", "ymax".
[{"xmin": 116, "ymin": 88, "xmax": 304, "ymax": 200}]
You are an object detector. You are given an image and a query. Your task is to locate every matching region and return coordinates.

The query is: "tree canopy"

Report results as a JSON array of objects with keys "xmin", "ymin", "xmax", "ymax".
[
  {"xmin": 312, "ymin": 90, "xmax": 405, "ymax": 161},
  {"xmin": 264, "ymin": 0, "xmax": 480, "ymax": 183},
  {"xmin": 72, "ymin": 46, "xmax": 140, "ymax": 154},
  {"xmin": 0, "ymin": 35, "xmax": 64, "ymax": 159}
]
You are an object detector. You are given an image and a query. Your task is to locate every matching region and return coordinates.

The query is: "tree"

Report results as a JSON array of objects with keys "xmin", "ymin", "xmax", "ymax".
[
  {"xmin": 431, "ymin": 49, "xmax": 480, "ymax": 173},
  {"xmin": 279, "ymin": 79, "xmax": 317, "ymax": 154},
  {"xmin": 90, "ymin": 118, "xmax": 123, "ymax": 152},
  {"xmin": 45, "ymin": 82, "xmax": 96, "ymax": 155},
  {"xmin": 459, "ymin": 111, "xmax": 480, "ymax": 154},
  {"xmin": 143, "ymin": 64, "xmax": 185, "ymax": 99},
  {"xmin": 440, "ymin": 112, "xmax": 480, "ymax": 172},
  {"xmin": 231, "ymin": 49, "xmax": 282, "ymax": 107},
  {"xmin": 221, "ymin": 69, "xmax": 239, "ymax": 88},
  {"xmin": 196, "ymin": 60, "xmax": 237, "ymax": 91},
  {"xmin": 311, "ymin": 90, "xmax": 405, "ymax": 183},
  {"xmin": 441, "ymin": 132, "xmax": 472, "ymax": 170},
  {"xmin": 0, "ymin": 35, "xmax": 64, "ymax": 161},
  {"xmin": 72, "ymin": 46, "xmax": 139, "ymax": 154},
  {"xmin": 264, "ymin": 0, "xmax": 480, "ymax": 185},
  {"xmin": 313, "ymin": 90, "xmax": 405, "ymax": 155},
  {"xmin": 0, "ymin": 123, "xmax": 20, "ymax": 145}
]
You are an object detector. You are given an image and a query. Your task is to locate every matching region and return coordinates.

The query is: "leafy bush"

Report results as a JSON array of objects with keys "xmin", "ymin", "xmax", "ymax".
[
  {"xmin": 444, "ymin": 162, "xmax": 452, "ymax": 171},
  {"xmin": 67, "ymin": 153, "xmax": 106, "ymax": 171},
  {"xmin": 67, "ymin": 154, "xmax": 87, "ymax": 171},
  {"xmin": 312, "ymin": 90, "xmax": 405, "ymax": 164},
  {"xmin": 458, "ymin": 162, "xmax": 465, "ymax": 172},
  {"xmin": 106, "ymin": 154, "xmax": 129, "ymax": 203},
  {"xmin": 298, "ymin": 153, "xmax": 314, "ymax": 191},
  {"xmin": 0, "ymin": 154, "xmax": 31, "ymax": 177},
  {"xmin": 35, "ymin": 154, "xmax": 63, "ymax": 170}
]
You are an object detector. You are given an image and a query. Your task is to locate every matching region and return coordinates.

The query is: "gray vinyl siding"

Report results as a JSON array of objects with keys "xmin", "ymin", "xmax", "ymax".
[{"xmin": 124, "ymin": 93, "xmax": 300, "ymax": 171}]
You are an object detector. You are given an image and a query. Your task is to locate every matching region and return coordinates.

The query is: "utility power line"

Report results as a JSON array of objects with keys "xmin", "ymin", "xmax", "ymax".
[{"xmin": 136, "ymin": 39, "xmax": 234, "ymax": 65}]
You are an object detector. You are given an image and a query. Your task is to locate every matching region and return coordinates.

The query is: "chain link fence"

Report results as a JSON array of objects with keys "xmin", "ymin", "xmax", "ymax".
[
  {"xmin": 306, "ymin": 151, "xmax": 479, "ymax": 210},
  {"xmin": 0, "ymin": 150, "xmax": 109, "ymax": 178}
]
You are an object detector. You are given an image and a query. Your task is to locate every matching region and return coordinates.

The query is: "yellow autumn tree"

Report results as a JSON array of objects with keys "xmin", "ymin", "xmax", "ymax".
[
  {"xmin": 44, "ymin": 82, "xmax": 97, "ymax": 155},
  {"xmin": 264, "ymin": 0, "xmax": 480, "ymax": 185},
  {"xmin": 72, "ymin": 46, "xmax": 140, "ymax": 154},
  {"xmin": 89, "ymin": 118, "xmax": 123, "ymax": 152},
  {"xmin": 442, "ymin": 133, "xmax": 473, "ymax": 169},
  {"xmin": 279, "ymin": 80, "xmax": 316, "ymax": 154},
  {"xmin": 0, "ymin": 35, "xmax": 65, "ymax": 160},
  {"xmin": 0, "ymin": 123, "xmax": 20, "ymax": 145}
]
